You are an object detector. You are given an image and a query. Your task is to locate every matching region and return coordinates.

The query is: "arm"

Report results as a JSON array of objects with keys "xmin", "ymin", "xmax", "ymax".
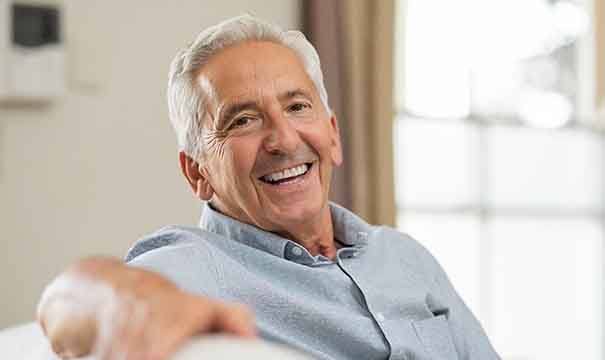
[
  {"xmin": 37, "ymin": 257, "xmax": 255, "ymax": 359},
  {"xmin": 417, "ymin": 248, "xmax": 500, "ymax": 360}
]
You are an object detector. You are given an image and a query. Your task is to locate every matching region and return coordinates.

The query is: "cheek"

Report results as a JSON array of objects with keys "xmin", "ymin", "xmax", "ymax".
[
  {"xmin": 222, "ymin": 138, "xmax": 259, "ymax": 182},
  {"xmin": 300, "ymin": 123, "xmax": 334, "ymax": 155}
]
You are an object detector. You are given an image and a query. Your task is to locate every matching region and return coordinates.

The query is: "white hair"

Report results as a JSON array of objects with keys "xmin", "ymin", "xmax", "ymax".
[{"xmin": 167, "ymin": 15, "xmax": 331, "ymax": 161}]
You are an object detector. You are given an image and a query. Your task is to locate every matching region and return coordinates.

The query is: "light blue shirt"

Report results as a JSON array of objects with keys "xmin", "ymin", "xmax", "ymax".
[{"xmin": 126, "ymin": 202, "xmax": 499, "ymax": 360}]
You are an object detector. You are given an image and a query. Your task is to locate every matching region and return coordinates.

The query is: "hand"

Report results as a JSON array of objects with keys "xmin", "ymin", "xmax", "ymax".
[{"xmin": 37, "ymin": 257, "xmax": 256, "ymax": 359}]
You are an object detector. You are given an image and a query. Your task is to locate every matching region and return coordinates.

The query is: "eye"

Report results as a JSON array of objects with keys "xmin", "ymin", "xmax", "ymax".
[
  {"xmin": 288, "ymin": 102, "xmax": 310, "ymax": 113},
  {"xmin": 229, "ymin": 116, "xmax": 255, "ymax": 129}
]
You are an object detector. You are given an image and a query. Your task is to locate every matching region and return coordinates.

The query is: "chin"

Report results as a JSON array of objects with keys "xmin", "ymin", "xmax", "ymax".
[{"xmin": 269, "ymin": 198, "xmax": 325, "ymax": 224}]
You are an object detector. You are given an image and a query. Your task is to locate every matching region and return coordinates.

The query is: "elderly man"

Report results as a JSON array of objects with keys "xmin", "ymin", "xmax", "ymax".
[{"xmin": 38, "ymin": 15, "xmax": 499, "ymax": 360}]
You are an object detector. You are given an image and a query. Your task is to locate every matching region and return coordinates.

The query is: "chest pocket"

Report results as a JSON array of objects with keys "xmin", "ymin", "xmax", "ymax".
[{"xmin": 411, "ymin": 315, "xmax": 459, "ymax": 360}]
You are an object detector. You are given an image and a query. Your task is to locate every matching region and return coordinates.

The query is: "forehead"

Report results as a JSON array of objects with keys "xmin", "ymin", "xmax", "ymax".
[{"xmin": 196, "ymin": 41, "xmax": 316, "ymax": 103}]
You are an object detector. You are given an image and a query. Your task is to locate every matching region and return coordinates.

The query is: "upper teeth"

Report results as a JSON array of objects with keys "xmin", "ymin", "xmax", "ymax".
[{"xmin": 263, "ymin": 164, "xmax": 309, "ymax": 182}]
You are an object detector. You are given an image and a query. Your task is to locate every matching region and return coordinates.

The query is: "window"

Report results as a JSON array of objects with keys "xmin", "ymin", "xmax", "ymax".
[{"xmin": 394, "ymin": 0, "xmax": 603, "ymax": 359}]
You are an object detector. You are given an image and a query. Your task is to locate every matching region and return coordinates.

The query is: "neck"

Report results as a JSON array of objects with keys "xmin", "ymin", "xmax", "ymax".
[
  {"xmin": 275, "ymin": 204, "xmax": 338, "ymax": 259},
  {"xmin": 209, "ymin": 200, "xmax": 339, "ymax": 259}
]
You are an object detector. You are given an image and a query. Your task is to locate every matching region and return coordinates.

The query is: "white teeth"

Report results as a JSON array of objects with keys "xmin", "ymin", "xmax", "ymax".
[{"xmin": 263, "ymin": 164, "xmax": 309, "ymax": 182}]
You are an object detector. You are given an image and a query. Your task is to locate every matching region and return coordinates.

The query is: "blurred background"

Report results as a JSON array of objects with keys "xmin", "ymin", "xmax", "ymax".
[{"xmin": 0, "ymin": 0, "xmax": 603, "ymax": 359}]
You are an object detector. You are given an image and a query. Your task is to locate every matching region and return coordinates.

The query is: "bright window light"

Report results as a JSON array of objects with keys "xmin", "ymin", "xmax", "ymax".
[
  {"xmin": 401, "ymin": 0, "xmax": 589, "ymax": 128},
  {"xmin": 396, "ymin": 1, "xmax": 602, "ymax": 359},
  {"xmin": 518, "ymin": 88, "xmax": 573, "ymax": 128}
]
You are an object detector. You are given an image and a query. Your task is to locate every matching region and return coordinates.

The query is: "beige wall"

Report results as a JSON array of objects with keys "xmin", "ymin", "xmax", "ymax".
[{"xmin": 0, "ymin": 0, "xmax": 301, "ymax": 328}]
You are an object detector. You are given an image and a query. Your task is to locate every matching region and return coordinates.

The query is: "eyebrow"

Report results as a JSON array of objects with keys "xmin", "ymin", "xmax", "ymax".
[
  {"xmin": 217, "ymin": 88, "xmax": 313, "ymax": 128},
  {"xmin": 217, "ymin": 100, "xmax": 258, "ymax": 129},
  {"xmin": 278, "ymin": 88, "xmax": 313, "ymax": 103}
]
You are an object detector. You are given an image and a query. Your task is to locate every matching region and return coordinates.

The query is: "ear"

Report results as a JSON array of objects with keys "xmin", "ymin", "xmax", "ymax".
[
  {"xmin": 179, "ymin": 151, "xmax": 214, "ymax": 201},
  {"xmin": 329, "ymin": 115, "xmax": 343, "ymax": 166}
]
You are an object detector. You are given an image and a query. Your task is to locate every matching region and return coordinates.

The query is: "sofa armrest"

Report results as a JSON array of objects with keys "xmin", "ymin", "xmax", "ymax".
[
  {"xmin": 0, "ymin": 323, "xmax": 312, "ymax": 359},
  {"xmin": 0, "ymin": 322, "xmax": 71, "ymax": 360}
]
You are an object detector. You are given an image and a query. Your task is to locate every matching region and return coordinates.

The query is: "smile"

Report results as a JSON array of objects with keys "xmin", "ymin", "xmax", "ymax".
[{"xmin": 259, "ymin": 163, "xmax": 312, "ymax": 185}]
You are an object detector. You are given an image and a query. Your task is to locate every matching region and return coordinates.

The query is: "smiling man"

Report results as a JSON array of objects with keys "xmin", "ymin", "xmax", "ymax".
[
  {"xmin": 181, "ymin": 39, "xmax": 342, "ymax": 257},
  {"xmin": 37, "ymin": 15, "xmax": 499, "ymax": 360}
]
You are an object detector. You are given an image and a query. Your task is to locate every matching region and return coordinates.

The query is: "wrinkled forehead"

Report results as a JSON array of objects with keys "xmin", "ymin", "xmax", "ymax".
[{"xmin": 195, "ymin": 41, "xmax": 317, "ymax": 111}]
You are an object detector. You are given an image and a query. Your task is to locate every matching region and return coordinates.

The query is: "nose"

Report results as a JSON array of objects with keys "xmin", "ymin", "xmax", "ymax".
[{"xmin": 262, "ymin": 110, "xmax": 300, "ymax": 154}]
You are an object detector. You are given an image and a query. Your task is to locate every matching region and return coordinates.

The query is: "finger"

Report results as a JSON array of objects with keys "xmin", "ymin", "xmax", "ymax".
[
  {"xmin": 212, "ymin": 303, "xmax": 257, "ymax": 338},
  {"xmin": 113, "ymin": 299, "xmax": 153, "ymax": 360},
  {"xmin": 100, "ymin": 305, "xmax": 128, "ymax": 360},
  {"xmin": 98, "ymin": 297, "xmax": 140, "ymax": 360},
  {"xmin": 122, "ymin": 302, "xmax": 151, "ymax": 360},
  {"xmin": 140, "ymin": 300, "xmax": 200, "ymax": 360},
  {"xmin": 93, "ymin": 293, "xmax": 121, "ymax": 360},
  {"xmin": 143, "ymin": 299, "xmax": 238, "ymax": 359},
  {"xmin": 145, "ymin": 321, "xmax": 194, "ymax": 360}
]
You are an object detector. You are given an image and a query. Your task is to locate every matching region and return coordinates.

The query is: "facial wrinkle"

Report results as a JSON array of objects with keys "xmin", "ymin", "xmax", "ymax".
[
  {"xmin": 253, "ymin": 142, "xmax": 318, "ymax": 177},
  {"xmin": 203, "ymin": 129, "xmax": 229, "ymax": 160},
  {"xmin": 197, "ymin": 74, "xmax": 231, "ymax": 160},
  {"xmin": 203, "ymin": 84, "xmax": 251, "ymax": 161},
  {"xmin": 202, "ymin": 106, "xmax": 231, "ymax": 160}
]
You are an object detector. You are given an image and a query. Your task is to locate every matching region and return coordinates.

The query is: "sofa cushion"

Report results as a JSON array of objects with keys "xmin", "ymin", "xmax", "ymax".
[
  {"xmin": 0, "ymin": 323, "xmax": 311, "ymax": 359},
  {"xmin": 0, "ymin": 322, "xmax": 79, "ymax": 360}
]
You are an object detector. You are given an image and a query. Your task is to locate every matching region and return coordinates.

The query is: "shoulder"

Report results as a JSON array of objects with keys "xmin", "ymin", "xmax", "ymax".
[
  {"xmin": 125, "ymin": 225, "xmax": 212, "ymax": 262},
  {"xmin": 124, "ymin": 225, "xmax": 224, "ymax": 296},
  {"xmin": 370, "ymin": 225, "xmax": 444, "ymax": 275},
  {"xmin": 371, "ymin": 226, "xmax": 432, "ymax": 255}
]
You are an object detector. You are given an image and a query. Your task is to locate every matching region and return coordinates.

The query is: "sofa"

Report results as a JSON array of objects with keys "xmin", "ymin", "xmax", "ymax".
[{"xmin": 0, "ymin": 322, "xmax": 312, "ymax": 359}]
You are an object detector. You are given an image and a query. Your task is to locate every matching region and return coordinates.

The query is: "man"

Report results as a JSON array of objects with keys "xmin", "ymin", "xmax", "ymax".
[{"xmin": 38, "ymin": 15, "xmax": 499, "ymax": 360}]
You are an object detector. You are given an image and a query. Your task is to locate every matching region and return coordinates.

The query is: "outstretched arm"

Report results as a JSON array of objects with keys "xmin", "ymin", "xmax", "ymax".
[{"xmin": 37, "ymin": 257, "xmax": 256, "ymax": 359}]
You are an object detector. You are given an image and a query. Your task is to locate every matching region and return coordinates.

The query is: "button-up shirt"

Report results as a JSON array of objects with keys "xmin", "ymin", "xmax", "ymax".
[{"xmin": 125, "ymin": 202, "xmax": 499, "ymax": 359}]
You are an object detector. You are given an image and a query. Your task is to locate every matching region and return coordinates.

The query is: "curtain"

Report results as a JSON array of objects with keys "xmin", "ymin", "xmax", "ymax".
[
  {"xmin": 597, "ymin": 0, "xmax": 605, "ymax": 112},
  {"xmin": 303, "ymin": 0, "xmax": 396, "ymax": 226},
  {"xmin": 303, "ymin": 0, "xmax": 352, "ymax": 210}
]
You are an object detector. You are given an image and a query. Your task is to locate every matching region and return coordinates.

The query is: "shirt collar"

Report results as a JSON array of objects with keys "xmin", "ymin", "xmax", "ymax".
[{"xmin": 199, "ymin": 202, "xmax": 371, "ymax": 265}]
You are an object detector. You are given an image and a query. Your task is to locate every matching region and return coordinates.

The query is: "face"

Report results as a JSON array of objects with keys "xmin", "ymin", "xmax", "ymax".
[{"xmin": 185, "ymin": 41, "xmax": 342, "ymax": 234}]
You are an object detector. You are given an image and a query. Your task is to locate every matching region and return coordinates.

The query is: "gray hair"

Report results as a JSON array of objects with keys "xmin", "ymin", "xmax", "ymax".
[{"xmin": 167, "ymin": 15, "xmax": 330, "ymax": 161}]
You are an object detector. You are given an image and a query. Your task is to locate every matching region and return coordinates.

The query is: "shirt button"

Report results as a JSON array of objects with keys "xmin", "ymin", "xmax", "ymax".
[
  {"xmin": 375, "ymin": 313, "xmax": 385, "ymax": 322},
  {"xmin": 291, "ymin": 246, "xmax": 303, "ymax": 256}
]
